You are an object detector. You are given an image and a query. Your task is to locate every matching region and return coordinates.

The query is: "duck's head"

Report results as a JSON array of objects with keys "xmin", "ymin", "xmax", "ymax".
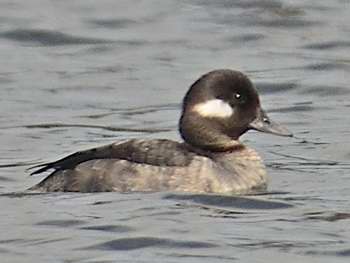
[{"xmin": 179, "ymin": 69, "xmax": 292, "ymax": 151}]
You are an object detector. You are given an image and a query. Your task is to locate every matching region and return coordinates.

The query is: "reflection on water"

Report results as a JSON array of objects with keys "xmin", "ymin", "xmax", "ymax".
[
  {"xmin": 163, "ymin": 193, "xmax": 293, "ymax": 209},
  {"xmin": 0, "ymin": 0, "xmax": 350, "ymax": 262}
]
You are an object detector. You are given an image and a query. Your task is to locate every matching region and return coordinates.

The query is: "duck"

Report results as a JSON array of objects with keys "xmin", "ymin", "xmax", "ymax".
[{"xmin": 29, "ymin": 69, "xmax": 292, "ymax": 194}]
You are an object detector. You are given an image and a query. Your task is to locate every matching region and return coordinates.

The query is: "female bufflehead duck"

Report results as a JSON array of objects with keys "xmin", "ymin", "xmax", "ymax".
[{"xmin": 29, "ymin": 69, "xmax": 291, "ymax": 194}]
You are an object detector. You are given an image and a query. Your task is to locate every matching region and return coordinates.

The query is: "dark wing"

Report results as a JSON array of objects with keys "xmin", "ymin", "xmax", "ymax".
[{"xmin": 29, "ymin": 139, "xmax": 197, "ymax": 176}]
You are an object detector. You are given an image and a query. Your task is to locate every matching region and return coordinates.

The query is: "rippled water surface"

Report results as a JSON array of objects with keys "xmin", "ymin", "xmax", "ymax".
[{"xmin": 1, "ymin": 0, "xmax": 350, "ymax": 262}]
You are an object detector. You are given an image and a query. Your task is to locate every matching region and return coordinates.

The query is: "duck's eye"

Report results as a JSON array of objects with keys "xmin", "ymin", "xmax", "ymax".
[{"xmin": 233, "ymin": 93, "xmax": 246, "ymax": 104}]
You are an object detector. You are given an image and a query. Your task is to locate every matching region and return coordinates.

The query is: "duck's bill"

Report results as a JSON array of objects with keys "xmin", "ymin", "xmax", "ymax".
[{"xmin": 249, "ymin": 109, "xmax": 293, "ymax": 137}]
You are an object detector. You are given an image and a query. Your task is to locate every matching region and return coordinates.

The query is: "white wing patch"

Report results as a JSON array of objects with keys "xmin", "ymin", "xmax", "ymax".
[{"xmin": 192, "ymin": 99, "xmax": 233, "ymax": 118}]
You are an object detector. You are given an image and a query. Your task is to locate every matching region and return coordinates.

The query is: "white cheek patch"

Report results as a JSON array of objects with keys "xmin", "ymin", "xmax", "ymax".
[{"xmin": 192, "ymin": 99, "xmax": 234, "ymax": 118}]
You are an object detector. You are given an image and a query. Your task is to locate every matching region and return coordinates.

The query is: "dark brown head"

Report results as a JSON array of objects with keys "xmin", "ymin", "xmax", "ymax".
[{"xmin": 179, "ymin": 69, "xmax": 291, "ymax": 151}]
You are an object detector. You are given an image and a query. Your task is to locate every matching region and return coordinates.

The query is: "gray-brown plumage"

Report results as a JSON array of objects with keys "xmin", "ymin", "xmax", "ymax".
[{"xmin": 29, "ymin": 69, "xmax": 291, "ymax": 194}]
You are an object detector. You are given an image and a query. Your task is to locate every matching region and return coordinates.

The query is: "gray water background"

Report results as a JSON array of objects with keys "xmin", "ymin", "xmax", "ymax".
[{"xmin": 0, "ymin": 0, "xmax": 350, "ymax": 262}]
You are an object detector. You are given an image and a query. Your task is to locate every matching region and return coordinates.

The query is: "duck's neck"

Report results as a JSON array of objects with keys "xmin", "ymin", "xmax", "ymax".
[{"xmin": 180, "ymin": 114, "xmax": 243, "ymax": 152}]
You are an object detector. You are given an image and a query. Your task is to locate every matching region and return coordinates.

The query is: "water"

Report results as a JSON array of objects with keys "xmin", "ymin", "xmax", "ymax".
[{"xmin": 1, "ymin": 0, "xmax": 350, "ymax": 262}]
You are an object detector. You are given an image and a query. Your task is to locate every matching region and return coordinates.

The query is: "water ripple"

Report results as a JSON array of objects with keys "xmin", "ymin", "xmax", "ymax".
[
  {"xmin": 251, "ymin": 18, "xmax": 319, "ymax": 28},
  {"xmin": 15, "ymin": 123, "xmax": 171, "ymax": 133},
  {"xmin": 0, "ymin": 29, "xmax": 112, "ymax": 46},
  {"xmin": 87, "ymin": 18, "xmax": 138, "ymax": 29},
  {"xmin": 256, "ymin": 82, "xmax": 298, "ymax": 94},
  {"xmin": 36, "ymin": 219, "xmax": 86, "ymax": 227},
  {"xmin": 304, "ymin": 62, "xmax": 350, "ymax": 71},
  {"xmin": 80, "ymin": 225, "xmax": 134, "ymax": 233},
  {"xmin": 195, "ymin": 0, "xmax": 285, "ymax": 10},
  {"xmin": 304, "ymin": 211, "xmax": 350, "ymax": 222},
  {"xmin": 82, "ymin": 237, "xmax": 217, "ymax": 251},
  {"xmin": 306, "ymin": 248, "xmax": 350, "ymax": 257},
  {"xmin": 303, "ymin": 40, "xmax": 350, "ymax": 50},
  {"xmin": 226, "ymin": 33, "xmax": 265, "ymax": 43},
  {"xmin": 268, "ymin": 105, "xmax": 317, "ymax": 113},
  {"xmin": 299, "ymin": 85, "xmax": 350, "ymax": 96}
]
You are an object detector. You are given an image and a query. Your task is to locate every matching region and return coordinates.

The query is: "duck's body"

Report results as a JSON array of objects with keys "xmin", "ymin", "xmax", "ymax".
[
  {"xmin": 29, "ymin": 69, "xmax": 291, "ymax": 194},
  {"xmin": 30, "ymin": 139, "xmax": 267, "ymax": 194}
]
